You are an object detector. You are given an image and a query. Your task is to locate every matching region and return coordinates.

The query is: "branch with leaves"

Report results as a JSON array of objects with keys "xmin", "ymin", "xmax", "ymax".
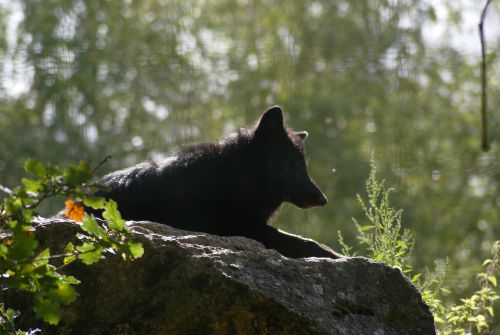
[
  {"xmin": 443, "ymin": 241, "xmax": 500, "ymax": 334},
  {"xmin": 0, "ymin": 159, "xmax": 143, "ymax": 330}
]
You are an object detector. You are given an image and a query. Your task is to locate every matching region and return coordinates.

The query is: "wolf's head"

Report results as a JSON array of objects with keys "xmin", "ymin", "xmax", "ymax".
[{"xmin": 253, "ymin": 106, "xmax": 327, "ymax": 209}]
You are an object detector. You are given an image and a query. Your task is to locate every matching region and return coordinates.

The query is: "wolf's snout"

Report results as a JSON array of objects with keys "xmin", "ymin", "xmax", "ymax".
[
  {"xmin": 289, "ymin": 179, "xmax": 328, "ymax": 209},
  {"xmin": 317, "ymin": 192, "xmax": 328, "ymax": 206},
  {"xmin": 307, "ymin": 183, "xmax": 327, "ymax": 207}
]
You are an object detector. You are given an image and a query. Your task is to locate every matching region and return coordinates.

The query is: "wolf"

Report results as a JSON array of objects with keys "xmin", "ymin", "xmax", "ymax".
[{"xmin": 96, "ymin": 106, "xmax": 341, "ymax": 258}]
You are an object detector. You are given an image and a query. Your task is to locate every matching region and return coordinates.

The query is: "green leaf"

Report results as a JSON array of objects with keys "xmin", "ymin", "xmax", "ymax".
[
  {"xmin": 103, "ymin": 200, "xmax": 126, "ymax": 232},
  {"xmin": 24, "ymin": 159, "xmax": 47, "ymax": 178},
  {"xmin": 21, "ymin": 178, "xmax": 43, "ymax": 193},
  {"xmin": 487, "ymin": 306, "xmax": 494, "ymax": 316},
  {"xmin": 81, "ymin": 215, "xmax": 107, "ymax": 239},
  {"xmin": 358, "ymin": 225, "xmax": 374, "ymax": 232},
  {"xmin": 65, "ymin": 242, "xmax": 75, "ymax": 254},
  {"xmin": 76, "ymin": 243, "xmax": 103, "ymax": 265},
  {"xmin": 33, "ymin": 295, "xmax": 60, "ymax": 325},
  {"xmin": 477, "ymin": 272, "xmax": 487, "ymax": 279},
  {"xmin": 19, "ymin": 263, "xmax": 35, "ymax": 275},
  {"xmin": 482, "ymin": 259, "xmax": 493, "ymax": 267},
  {"xmin": 63, "ymin": 242, "xmax": 77, "ymax": 265},
  {"xmin": 6, "ymin": 198, "xmax": 24, "ymax": 218},
  {"xmin": 128, "ymin": 242, "xmax": 144, "ymax": 259},
  {"xmin": 411, "ymin": 273, "xmax": 422, "ymax": 282},
  {"xmin": 0, "ymin": 305, "xmax": 20, "ymax": 328},
  {"xmin": 9, "ymin": 231, "xmax": 39, "ymax": 260},
  {"xmin": 82, "ymin": 196, "xmax": 106, "ymax": 209},
  {"xmin": 62, "ymin": 275, "xmax": 80, "ymax": 285},
  {"xmin": 63, "ymin": 161, "xmax": 92, "ymax": 187},
  {"xmin": 33, "ymin": 248, "xmax": 50, "ymax": 268},
  {"xmin": 487, "ymin": 276, "xmax": 497, "ymax": 287},
  {"xmin": 63, "ymin": 254, "xmax": 77, "ymax": 265},
  {"xmin": 396, "ymin": 241, "xmax": 408, "ymax": 249},
  {"xmin": 433, "ymin": 315, "xmax": 444, "ymax": 324},
  {"xmin": 49, "ymin": 282, "xmax": 77, "ymax": 305}
]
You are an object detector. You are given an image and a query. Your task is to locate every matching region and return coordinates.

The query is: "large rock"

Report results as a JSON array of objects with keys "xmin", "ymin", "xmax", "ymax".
[{"xmin": 5, "ymin": 218, "xmax": 435, "ymax": 334}]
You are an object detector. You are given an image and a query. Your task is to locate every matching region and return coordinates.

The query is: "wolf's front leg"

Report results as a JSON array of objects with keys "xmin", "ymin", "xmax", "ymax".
[{"xmin": 253, "ymin": 225, "xmax": 343, "ymax": 259}]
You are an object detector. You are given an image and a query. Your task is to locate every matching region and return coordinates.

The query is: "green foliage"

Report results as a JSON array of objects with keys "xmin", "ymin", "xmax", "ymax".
[
  {"xmin": 0, "ymin": 159, "xmax": 143, "ymax": 330},
  {"xmin": 350, "ymin": 158, "xmax": 414, "ymax": 270},
  {"xmin": 439, "ymin": 241, "xmax": 500, "ymax": 334},
  {"xmin": 416, "ymin": 260, "xmax": 448, "ymax": 318},
  {"xmin": 0, "ymin": 304, "xmax": 36, "ymax": 335},
  {"xmin": 342, "ymin": 161, "xmax": 500, "ymax": 334}
]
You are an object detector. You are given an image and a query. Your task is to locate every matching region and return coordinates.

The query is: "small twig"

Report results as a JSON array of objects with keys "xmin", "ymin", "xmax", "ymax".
[
  {"xmin": 92, "ymin": 155, "xmax": 112, "ymax": 174},
  {"xmin": 479, "ymin": 0, "xmax": 493, "ymax": 151},
  {"xmin": 11, "ymin": 245, "xmax": 102, "ymax": 267}
]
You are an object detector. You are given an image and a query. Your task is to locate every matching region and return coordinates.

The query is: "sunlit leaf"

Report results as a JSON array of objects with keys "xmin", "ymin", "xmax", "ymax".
[
  {"xmin": 482, "ymin": 259, "xmax": 493, "ymax": 267},
  {"xmin": 76, "ymin": 243, "xmax": 103, "ymax": 265},
  {"xmin": 62, "ymin": 242, "xmax": 77, "ymax": 265},
  {"xmin": 487, "ymin": 276, "xmax": 497, "ymax": 287},
  {"xmin": 64, "ymin": 242, "xmax": 75, "ymax": 254},
  {"xmin": 21, "ymin": 178, "xmax": 42, "ymax": 193},
  {"xmin": 396, "ymin": 241, "xmax": 407, "ymax": 249},
  {"xmin": 127, "ymin": 242, "xmax": 144, "ymax": 259},
  {"xmin": 33, "ymin": 248, "xmax": 50, "ymax": 268},
  {"xmin": 49, "ymin": 282, "xmax": 77, "ymax": 305},
  {"xmin": 82, "ymin": 196, "xmax": 106, "ymax": 209},
  {"xmin": 411, "ymin": 273, "xmax": 422, "ymax": 282},
  {"xmin": 19, "ymin": 263, "xmax": 35, "ymax": 275},
  {"xmin": 24, "ymin": 159, "xmax": 47, "ymax": 178},
  {"xmin": 63, "ymin": 254, "xmax": 77, "ymax": 266},
  {"xmin": 103, "ymin": 200, "xmax": 126, "ymax": 232},
  {"xmin": 81, "ymin": 215, "xmax": 107, "ymax": 239},
  {"xmin": 33, "ymin": 295, "xmax": 60, "ymax": 325},
  {"xmin": 62, "ymin": 275, "xmax": 80, "ymax": 285}
]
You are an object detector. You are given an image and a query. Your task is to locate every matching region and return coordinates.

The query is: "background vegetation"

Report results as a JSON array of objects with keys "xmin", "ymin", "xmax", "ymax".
[{"xmin": 0, "ymin": 0, "xmax": 499, "ymax": 331}]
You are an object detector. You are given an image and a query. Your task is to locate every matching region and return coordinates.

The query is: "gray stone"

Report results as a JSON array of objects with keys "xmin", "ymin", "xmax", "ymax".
[{"xmin": 4, "ymin": 218, "xmax": 436, "ymax": 334}]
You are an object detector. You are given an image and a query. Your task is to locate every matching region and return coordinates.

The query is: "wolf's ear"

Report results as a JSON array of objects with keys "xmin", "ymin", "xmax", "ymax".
[
  {"xmin": 296, "ymin": 131, "xmax": 308, "ymax": 140},
  {"xmin": 255, "ymin": 106, "xmax": 285, "ymax": 137}
]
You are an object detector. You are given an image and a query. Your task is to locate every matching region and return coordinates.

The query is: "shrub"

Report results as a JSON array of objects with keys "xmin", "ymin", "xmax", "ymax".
[
  {"xmin": 0, "ymin": 159, "xmax": 143, "ymax": 332},
  {"xmin": 339, "ymin": 159, "xmax": 499, "ymax": 334}
]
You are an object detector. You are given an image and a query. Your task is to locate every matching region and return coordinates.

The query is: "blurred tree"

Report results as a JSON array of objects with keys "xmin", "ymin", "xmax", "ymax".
[{"xmin": 0, "ymin": 0, "xmax": 499, "ymax": 323}]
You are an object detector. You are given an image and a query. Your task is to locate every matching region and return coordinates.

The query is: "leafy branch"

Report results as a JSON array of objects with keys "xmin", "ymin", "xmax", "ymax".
[
  {"xmin": 442, "ymin": 241, "xmax": 500, "ymax": 334},
  {"xmin": 0, "ymin": 159, "xmax": 143, "ymax": 330}
]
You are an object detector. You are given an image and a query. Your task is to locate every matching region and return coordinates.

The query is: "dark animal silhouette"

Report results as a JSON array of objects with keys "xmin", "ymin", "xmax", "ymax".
[{"xmin": 96, "ymin": 106, "xmax": 341, "ymax": 258}]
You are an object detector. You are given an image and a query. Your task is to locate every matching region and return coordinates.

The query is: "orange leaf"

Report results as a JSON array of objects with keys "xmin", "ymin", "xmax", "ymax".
[{"xmin": 65, "ymin": 198, "xmax": 85, "ymax": 222}]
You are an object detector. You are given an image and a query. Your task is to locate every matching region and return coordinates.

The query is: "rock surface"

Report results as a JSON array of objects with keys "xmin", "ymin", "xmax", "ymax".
[{"xmin": 5, "ymin": 218, "xmax": 435, "ymax": 334}]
